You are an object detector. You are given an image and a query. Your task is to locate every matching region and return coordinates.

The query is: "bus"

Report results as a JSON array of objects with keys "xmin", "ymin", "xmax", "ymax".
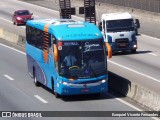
[{"xmin": 26, "ymin": 19, "xmax": 112, "ymax": 97}]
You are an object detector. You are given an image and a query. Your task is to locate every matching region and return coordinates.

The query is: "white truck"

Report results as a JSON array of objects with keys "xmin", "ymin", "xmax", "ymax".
[{"xmin": 98, "ymin": 12, "xmax": 140, "ymax": 53}]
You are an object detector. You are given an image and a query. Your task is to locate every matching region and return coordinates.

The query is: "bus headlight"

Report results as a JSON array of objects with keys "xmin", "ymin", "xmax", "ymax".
[
  {"xmin": 62, "ymin": 82, "xmax": 68, "ymax": 85},
  {"xmin": 101, "ymin": 79, "xmax": 107, "ymax": 83}
]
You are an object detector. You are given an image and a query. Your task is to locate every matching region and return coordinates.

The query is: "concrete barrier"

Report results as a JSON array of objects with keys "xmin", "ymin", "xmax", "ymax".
[
  {"xmin": 109, "ymin": 72, "xmax": 160, "ymax": 111},
  {"xmin": 0, "ymin": 27, "xmax": 25, "ymax": 46}
]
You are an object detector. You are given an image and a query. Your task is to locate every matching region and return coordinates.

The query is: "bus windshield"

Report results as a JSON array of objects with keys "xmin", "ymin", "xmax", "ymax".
[
  {"xmin": 58, "ymin": 39, "xmax": 106, "ymax": 79},
  {"xmin": 106, "ymin": 19, "xmax": 134, "ymax": 32}
]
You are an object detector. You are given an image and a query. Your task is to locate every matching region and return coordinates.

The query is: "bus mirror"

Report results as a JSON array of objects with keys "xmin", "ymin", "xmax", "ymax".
[
  {"xmin": 105, "ymin": 43, "xmax": 112, "ymax": 58},
  {"xmin": 43, "ymin": 50, "xmax": 48, "ymax": 63},
  {"xmin": 98, "ymin": 22, "xmax": 102, "ymax": 31},
  {"xmin": 54, "ymin": 44, "xmax": 58, "ymax": 62}
]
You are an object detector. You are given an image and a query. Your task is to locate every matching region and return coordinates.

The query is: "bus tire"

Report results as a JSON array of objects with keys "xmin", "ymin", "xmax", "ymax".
[
  {"xmin": 55, "ymin": 92, "xmax": 60, "ymax": 98},
  {"xmin": 33, "ymin": 69, "xmax": 41, "ymax": 87},
  {"xmin": 51, "ymin": 78, "xmax": 60, "ymax": 98}
]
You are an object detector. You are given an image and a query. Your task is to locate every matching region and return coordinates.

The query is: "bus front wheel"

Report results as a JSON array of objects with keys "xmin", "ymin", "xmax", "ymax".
[
  {"xmin": 33, "ymin": 70, "xmax": 41, "ymax": 87},
  {"xmin": 52, "ymin": 78, "xmax": 60, "ymax": 98}
]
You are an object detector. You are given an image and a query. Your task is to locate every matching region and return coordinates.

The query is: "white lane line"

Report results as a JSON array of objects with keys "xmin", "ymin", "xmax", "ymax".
[
  {"xmin": 0, "ymin": 43, "xmax": 26, "ymax": 55},
  {"xmin": 0, "ymin": 17, "xmax": 12, "ymax": 23},
  {"xmin": 109, "ymin": 94, "xmax": 159, "ymax": 120},
  {"xmin": 34, "ymin": 95, "xmax": 48, "ymax": 103},
  {"xmin": 108, "ymin": 60, "xmax": 160, "ymax": 83},
  {"xmin": 148, "ymin": 53, "xmax": 158, "ymax": 56},
  {"xmin": 141, "ymin": 34, "xmax": 160, "ymax": 41},
  {"xmin": 4, "ymin": 74, "xmax": 14, "ymax": 81},
  {"xmin": 0, "ymin": 17, "xmax": 26, "ymax": 28}
]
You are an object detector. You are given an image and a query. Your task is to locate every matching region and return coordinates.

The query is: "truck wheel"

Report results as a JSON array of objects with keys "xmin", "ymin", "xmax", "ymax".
[{"xmin": 131, "ymin": 49, "xmax": 136, "ymax": 53}]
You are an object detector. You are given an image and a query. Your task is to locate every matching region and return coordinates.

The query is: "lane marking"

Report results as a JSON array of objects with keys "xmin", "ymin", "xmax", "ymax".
[
  {"xmin": 108, "ymin": 60, "xmax": 160, "ymax": 83},
  {"xmin": 4, "ymin": 74, "xmax": 14, "ymax": 81},
  {"xmin": 34, "ymin": 95, "xmax": 48, "ymax": 103},
  {"xmin": 148, "ymin": 53, "xmax": 158, "ymax": 56},
  {"xmin": 141, "ymin": 34, "xmax": 160, "ymax": 41},
  {"xmin": 109, "ymin": 94, "xmax": 159, "ymax": 120},
  {"xmin": 0, "ymin": 43, "xmax": 26, "ymax": 55},
  {"xmin": 0, "ymin": 17, "xmax": 12, "ymax": 23},
  {"xmin": 0, "ymin": 17, "xmax": 25, "ymax": 28}
]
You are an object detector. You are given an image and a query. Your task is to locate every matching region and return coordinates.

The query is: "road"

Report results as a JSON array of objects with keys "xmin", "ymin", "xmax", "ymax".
[{"xmin": 0, "ymin": 0, "xmax": 160, "ymax": 119}]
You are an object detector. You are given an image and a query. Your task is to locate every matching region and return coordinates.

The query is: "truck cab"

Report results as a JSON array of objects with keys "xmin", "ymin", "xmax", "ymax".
[{"xmin": 99, "ymin": 12, "xmax": 139, "ymax": 53}]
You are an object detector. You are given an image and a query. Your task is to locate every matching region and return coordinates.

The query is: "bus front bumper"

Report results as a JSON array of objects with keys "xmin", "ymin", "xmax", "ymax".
[{"xmin": 55, "ymin": 80, "xmax": 108, "ymax": 96}]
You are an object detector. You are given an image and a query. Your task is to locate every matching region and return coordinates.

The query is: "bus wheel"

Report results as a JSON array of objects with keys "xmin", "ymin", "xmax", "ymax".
[
  {"xmin": 55, "ymin": 92, "xmax": 60, "ymax": 98},
  {"xmin": 34, "ymin": 71, "xmax": 41, "ymax": 87},
  {"xmin": 52, "ymin": 79, "xmax": 60, "ymax": 98}
]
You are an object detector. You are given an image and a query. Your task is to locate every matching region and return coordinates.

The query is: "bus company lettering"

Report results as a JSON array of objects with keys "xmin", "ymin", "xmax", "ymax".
[
  {"xmin": 84, "ymin": 42, "xmax": 101, "ymax": 52},
  {"xmin": 62, "ymin": 33, "xmax": 97, "ymax": 38}
]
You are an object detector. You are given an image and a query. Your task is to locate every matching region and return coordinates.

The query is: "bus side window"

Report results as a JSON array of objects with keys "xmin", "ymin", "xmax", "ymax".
[
  {"xmin": 26, "ymin": 25, "xmax": 35, "ymax": 46},
  {"xmin": 35, "ymin": 29, "xmax": 43, "ymax": 49}
]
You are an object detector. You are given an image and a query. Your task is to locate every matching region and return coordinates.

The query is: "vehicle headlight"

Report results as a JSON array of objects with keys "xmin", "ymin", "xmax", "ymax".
[
  {"xmin": 101, "ymin": 79, "xmax": 107, "ymax": 83},
  {"xmin": 62, "ymin": 82, "xmax": 68, "ymax": 85},
  {"xmin": 133, "ymin": 44, "xmax": 137, "ymax": 48},
  {"xmin": 17, "ymin": 17, "xmax": 22, "ymax": 20}
]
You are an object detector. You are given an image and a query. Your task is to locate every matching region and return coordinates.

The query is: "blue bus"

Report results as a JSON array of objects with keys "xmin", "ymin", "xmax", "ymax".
[{"xmin": 26, "ymin": 19, "xmax": 112, "ymax": 97}]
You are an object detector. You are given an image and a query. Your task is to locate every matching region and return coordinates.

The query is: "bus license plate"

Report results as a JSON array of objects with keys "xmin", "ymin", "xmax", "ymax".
[{"xmin": 81, "ymin": 89, "xmax": 89, "ymax": 92}]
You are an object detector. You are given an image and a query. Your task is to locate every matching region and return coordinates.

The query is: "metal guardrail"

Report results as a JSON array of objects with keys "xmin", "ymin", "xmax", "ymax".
[{"xmin": 96, "ymin": 0, "xmax": 160, "ymax": 13}]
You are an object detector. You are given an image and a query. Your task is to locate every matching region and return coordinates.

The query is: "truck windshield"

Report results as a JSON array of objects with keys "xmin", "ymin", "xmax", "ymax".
[
  {"xmin": 58, "ymin": 39, "xmax": 106, "ymax": 79},
  {"xmin": 106, "ymin": 19, "xmax": 134, "ymax": 32}
]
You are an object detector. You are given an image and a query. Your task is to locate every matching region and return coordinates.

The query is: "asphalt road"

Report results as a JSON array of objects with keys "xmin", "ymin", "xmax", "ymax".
[{"xmin": 0, "ymin": 0, "xmax": 160, "ymax": 119}]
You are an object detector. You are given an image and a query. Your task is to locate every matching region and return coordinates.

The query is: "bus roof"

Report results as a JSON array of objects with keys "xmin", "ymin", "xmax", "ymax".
[
  {"xmin": 101, "ymin": 12, "xmax": 133, "ymax": 21},
  {"xmin": 26, "ymin": 19, "xmax": 102, "ymax": 41}
]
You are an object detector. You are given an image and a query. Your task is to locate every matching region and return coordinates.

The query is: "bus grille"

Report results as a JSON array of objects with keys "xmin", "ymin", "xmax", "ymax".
[{"xmin": 115, "ymin": 38, "xmax": 129, "ymax": 48}]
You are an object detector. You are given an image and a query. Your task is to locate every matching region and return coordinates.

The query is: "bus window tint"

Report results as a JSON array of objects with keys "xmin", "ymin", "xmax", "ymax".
[
  {"xmin": 26, "ymin": 25, "xmax": 44, "ymax": 49},
  {"xmin": 58, "ymin": 40, "xmax": 106, "ymax": 78}
]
